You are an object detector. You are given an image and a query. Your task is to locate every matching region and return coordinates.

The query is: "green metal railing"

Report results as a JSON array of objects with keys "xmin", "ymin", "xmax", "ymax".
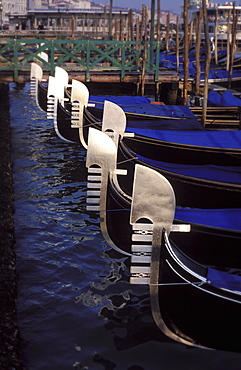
[{"xmin": 0, "ymin": 39, "xmax": 161, "ymax": 82}]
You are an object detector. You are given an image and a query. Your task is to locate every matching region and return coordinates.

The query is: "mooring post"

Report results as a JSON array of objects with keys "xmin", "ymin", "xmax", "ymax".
[
  {"xmin": 157, "ymin": 0, "xmax": 161, "ymax": 43},
  {"xmin": 183, "ymin": 0, "xmax": 189, "ymax": 105},
  {"xmin": 141, "ymin": 5, "xmax": 148, "ymax": 96},
  {"xmin": 214, "ymin": 6, "xmax": 218, "ymax": 64},
  {"xmin": 195, "ymin": 7, "xmax": 202, "ymax": 95},
  {"xmin": 226, "ymin": 9, "xmax": 231, "ymax": 71},
  {"xmin": 202, "ymin": 0, "xmax": 211, "ymax": 127},
  {"xmin": 176, "ymin": 16, "xmax": 180, "ymax": 71},
  {"xmin": 155, "ymin": 82, "xmax": 159, "ymax": 101},
  {"xmin": 109, "ymin": 0, "xmax": 113, "ymax": 39},
  {"xmin": 238, "ymin": 106, "xmax": 241, "ymax": 129},
  {"xmin": 228, "ymin": 3, "xmax": 238, "ymax": 89}
]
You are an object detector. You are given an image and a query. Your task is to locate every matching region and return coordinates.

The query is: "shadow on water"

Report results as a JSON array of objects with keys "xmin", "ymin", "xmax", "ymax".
[{"xmin": 10, "ymin": 82, "xmax": 241, "ymax": 370}]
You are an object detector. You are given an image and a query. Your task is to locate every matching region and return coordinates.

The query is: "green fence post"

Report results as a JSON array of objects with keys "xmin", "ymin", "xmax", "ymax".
[
  {"xmin": 13, "ymin": 39, "xmax": 18, "ymax": 82},
  {"xmin": 155, "ymin": 41, "xmax": 160, "ymax": 82},
  {"xmin": 121, "ymin": 41, "xmax": 125, "ymax": 82},
  {"xmin": 146, "ymin": 43, "xmax": 151, "ymax": 72},
  {"xmin": 50, "ymin": 40, "xmax": 55, "ymax": 76},
  {"xmin": 86, "ymin": 41, "xmax": 90, "ymax": 82}
]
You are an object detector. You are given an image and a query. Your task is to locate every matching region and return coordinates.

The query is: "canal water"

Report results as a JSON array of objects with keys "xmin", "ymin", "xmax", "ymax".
[{"xmin": 10, "ymin": 83, "xmax": 241, "ymax": 369}]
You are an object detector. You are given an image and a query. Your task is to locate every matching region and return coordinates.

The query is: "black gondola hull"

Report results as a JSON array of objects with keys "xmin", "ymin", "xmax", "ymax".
[
  {"xmin": 123, "ymin": 134, "xmax": 241, "ymax": 166},
  {"xmin": 154, "ymin": 237, "xmax": 241, "ymax": 352},
  {"xmin": 117, "ymin": 141, "xmax": 241, "ymax": 209},
  {"xmin": 38, "ymin": 82, "xmax": 48, "ymax": 112},
  {"xmin": 105, "ymin": 177, "xmax": 241, "ymax": 267}
]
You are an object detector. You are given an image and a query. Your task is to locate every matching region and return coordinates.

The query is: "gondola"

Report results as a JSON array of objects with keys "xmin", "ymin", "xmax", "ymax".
[
  {"xmin": 87, "ymin": 95, "xmax": 200, "ymax": 122},
  {"xmin": 148, "ymin": 228, "xmax": 241, "ymax": 352},
  {"xmin": 84, "ymin": 103, "xmax": 241, "ymax": 209},
  {"xmin": 86, "ymin": 131, "xmax": 241, "ymax": 351},
  {"xmin": 56, "ymin": 92, "xmax": 204, "ymax": 145},
  {"xmin": 30, "ymin": 62, "xmax": 70, "ymax": 114},
  {"xmin": 122, "ymin": 125, "xmax": 241, "ymax": 166},
  {"xmin": 32, "ymin": 66, "xmax": 241, "ymax": 167},
  {"xmin": 30, "ymin": 62, "xmax": 47, "ymax": 112},
  {"xmin": 90, "ymin": 100, "xmax": 241, "ymax": 209},
  {"xmin": 55, "ymin": 77, "xmax": 204, "ymax": 144},
  {"xmin": 31, "ymin": 65, "xmax": 241, "ymax": 166},
  {"xmin": 56, "ymin": 79, "xmax": 91, "ymax": 144},
  {"xmin": 86, "ymin": 127, "xmax": 241, "ymax": 267},
  {"xmin": 87, "ymin": 129, "xmax": 241, "ymax": 351},
  {"xmin": 55, "ymin": 95, "xmax": 241, "ymax": 210},
  {"xmin": 54, "ymin": 80, "xmax": 241, "ymax": 166},
  {"xmin": 87, "ymin": 92, "xmax": 241, "ymax": 129},
  {"xmin": 116, "ymin": 137, "xmax": 241, "ymax": 209},
  {"xmin": 31, "ymin": 62, "xmax": 202, "ymax": 125},
  {"xmin": 159, "ymin": 47, "xmax": 241, "ymax": 89}
]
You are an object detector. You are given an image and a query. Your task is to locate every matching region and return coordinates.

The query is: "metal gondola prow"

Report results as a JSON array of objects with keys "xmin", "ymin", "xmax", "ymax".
[
  {"xmin": 30, "ymin": 62, "xmax": 44, "ymax": 108},
  {"xmin": 102, "ymin": 100, "xmax": 134, "ymax": 148},
  {"xmin": 130, "ymin": 164, "xmax": 176, "ymax": 285},
  {"xmin": 47, "ymin": 76, "xmax": 65, "ymax": 120},
  {"xmin": 130, "ymin": 164, "xmax": 190, "ymax": 285},
  {"xmin": 130, "ymin": 164, "xmax": 176, "ymax": 234},
  {"xmin": 128, "ymin": 165, "xmax": 201, "ymax": 347},
  {"xmin": 86, "ymin": 127, "xmax": 130, "ymax": 256},
  {"xmin": 55, "ymin": 66, "xmax": 69, "ymax": 88},
  {"xmin": 70, "ymin": 79, "xmax": 90, "ymax": 148},
  {"xmin": 102, "ymin": 100, "xmax": 126, "ymax": 147}
]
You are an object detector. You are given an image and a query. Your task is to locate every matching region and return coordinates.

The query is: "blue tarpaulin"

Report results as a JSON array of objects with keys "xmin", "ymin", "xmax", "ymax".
[
  {"xmin": 89, "ymin": 95, "xmax": 151, "ymax": 105},
  {"xmin": 89, "ymin": 96, "xmax": 197, "ymax": 119},
  {"xmin": 137, "ymin": 153, "xmax": 241, "ymax": 184},
  {"xmin": 221, "ymin": 90, "xmax": 241, "ymax": 107},
  {"xmin": 125, "ymin": 127, "xmax": 241, "ymax": 150},
  {"xmin": 208, "ymin": 90, "xmax": 222, "ymax": 106},
  {"xmin": 126, "ymin": 118, "xmax": 204, "ymax": 131},
  {"xmin": 175, "ymin": 207, "xmax": 241, "ymax": 231}
]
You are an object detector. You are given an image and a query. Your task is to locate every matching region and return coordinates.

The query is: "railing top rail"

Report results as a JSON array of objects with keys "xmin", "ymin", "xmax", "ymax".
[{"xmin": 0, "ymin": 39, "xmax": 159, "ymax": 44}]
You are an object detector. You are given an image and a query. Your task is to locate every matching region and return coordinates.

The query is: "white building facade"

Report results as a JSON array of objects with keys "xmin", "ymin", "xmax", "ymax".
[{"xmin": 1, "ymin": 0, "xmax": 92, "ymax": 27}]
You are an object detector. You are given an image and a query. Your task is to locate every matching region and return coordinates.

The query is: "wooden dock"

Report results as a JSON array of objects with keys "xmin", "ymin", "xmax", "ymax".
[
  {"xmin": 0, "ymin": 67, "xmax": 179, "ymax": 84},
  {"xmin": 190, "ymin": 106, "xmax": 241, "ymax": 129}
]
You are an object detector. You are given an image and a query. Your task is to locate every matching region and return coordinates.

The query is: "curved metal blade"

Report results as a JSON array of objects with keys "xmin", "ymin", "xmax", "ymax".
[{"xmin": 102, "ymin": 100, "xmax": 126, "ymax": 147}]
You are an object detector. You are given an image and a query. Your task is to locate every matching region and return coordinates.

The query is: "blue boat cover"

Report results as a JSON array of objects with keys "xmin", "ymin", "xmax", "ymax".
[
  {"xmin": 207, "ymin": 90, "xmax": 241, "ymax": 107},
  {"xmin": 158, "ymin": 49, "xmax": 241, "ymax": 82},
  {"xmin": 125, "ymin": 127, "xmax": 241, "ymax": 150},
  {"xmin": 115, "ymin": 104, "xmax": 196, "ymax": 118},
  {"xmin": 207, "ymin": 90, "xmax": 222, "ymax": 106},
  {"xmin": 221, "ymin": 90, "xmax": 241, "ymax": 107},
  {"xmin": 159, "ymin": 49, "xmax": 206, "ymax": 68},
  {"xmin": 127, "ymin": 118, "xmax": 204, "ymax": 131},
  {"xmin": 218, "ymin": 50, "xmax": 239, "ymax": 64},
  {"xmin": 207, "ymin": 267, "xmax": 241, "ymax": 292},
  {"xmin": 207, "ymin": 69, "xmax": 241, "ymax": 80},
  {"xmin": 137, "ymin": 153, "xmax": 241, "ymax": 184},
  {"xmin": 175, "ymin": 207, "xmax": 241, "ymax": 231},
  {"xmin": 89, "ymin": 96, "xmax": 197, "ymax": 119},
  {"xmin": 179, "ymin": 67, "xmax": 241, "ymax": 80},
  {"xmin": 89, "ymin": 95, "xmax": 151, "ymax": 105}
]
